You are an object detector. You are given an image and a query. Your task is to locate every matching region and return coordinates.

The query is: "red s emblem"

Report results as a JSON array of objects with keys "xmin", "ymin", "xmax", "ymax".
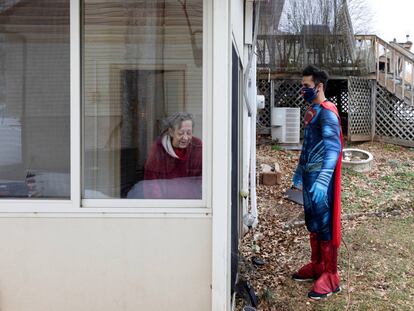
[{"xmin": 304, "ymin": 107, "xmax": 316, "ymax": 127}]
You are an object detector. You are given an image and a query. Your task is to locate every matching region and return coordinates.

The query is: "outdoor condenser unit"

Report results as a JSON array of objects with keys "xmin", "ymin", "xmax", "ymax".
[{"xmin": 271, "ymin": 107, "xmax": 300, "ymax": 144}]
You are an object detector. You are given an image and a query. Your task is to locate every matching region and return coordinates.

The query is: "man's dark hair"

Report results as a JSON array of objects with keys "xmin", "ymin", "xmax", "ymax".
[{"xmin": 302, "ymin": 65, "xmax": 329, "ymax": 90}]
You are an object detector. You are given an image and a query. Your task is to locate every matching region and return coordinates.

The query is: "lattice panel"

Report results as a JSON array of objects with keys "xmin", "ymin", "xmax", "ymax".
[
  {"xmin": 376, "ymin": 83, "xmax": 414, "ymax": 144},
  {"xmin": 256, "ymin": 77, "xmax": 413, "ymax": 146},
  {"xmin": 326, "ymin": 79, "xmax": 349, "ymax": 115},
  {"xmin": 257, "ymin": 79, "xmax": 271, "ymax": 130},
  {"xmin": 274, "ymin": 80, "xmax": 303, "ymax": 107},
  {"xmin": 339, "ymin": 90, "xmax": 350, "ymax": 114},
  {"xmin": 273, "ymin": 80, "xmax": 307, "ymax": 133},
  {"xmin": 257, "ymin": 79, "xmax": 349, "ymax": 135},
  {"xmin": 327, "ymin": 92, "xmax": 349, "ymax": 114},
  {"xmin": 348, "ymin": 77, "xmax": 372, "ymax": 139}
]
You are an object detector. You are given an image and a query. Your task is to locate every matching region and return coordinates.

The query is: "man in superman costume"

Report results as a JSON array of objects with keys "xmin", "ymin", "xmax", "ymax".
[{"xmin": 292, "ymin": 65, "xmax": 343, "ymax": 300}]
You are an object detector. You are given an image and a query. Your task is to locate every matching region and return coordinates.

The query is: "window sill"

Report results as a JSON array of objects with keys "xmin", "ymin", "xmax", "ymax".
[{"xmin": 0, "ymin": 199, "xmax": 211, "ymax": 217}]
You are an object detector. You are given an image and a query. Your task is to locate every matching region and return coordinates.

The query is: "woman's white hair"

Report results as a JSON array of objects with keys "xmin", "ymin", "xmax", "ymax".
[{"xmin": 162, "ymin": 112, "xmax": 194, "ymax": 133}]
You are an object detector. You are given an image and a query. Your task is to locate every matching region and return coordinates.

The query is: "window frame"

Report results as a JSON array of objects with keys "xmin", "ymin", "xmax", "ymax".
[
  {"xmin": 0, "ymin": 0, "xmax": 211, "ymax": 213},
  {"xmin": 0, "ymin": 0, "xmax": 74, "ymax": 211}
]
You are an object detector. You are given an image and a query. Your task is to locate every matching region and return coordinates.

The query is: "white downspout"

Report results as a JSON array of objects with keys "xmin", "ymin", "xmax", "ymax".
[
  {"xmin": 242, "ymin": 1, "xmax": 260, "ymax": 228},
  {"xmin": 242, "ymin": 50, "xmax": 258, "ymax": 228},
  {"xmin": 249, "ymin": 52, "xmax": 258, "ymax": 225}
]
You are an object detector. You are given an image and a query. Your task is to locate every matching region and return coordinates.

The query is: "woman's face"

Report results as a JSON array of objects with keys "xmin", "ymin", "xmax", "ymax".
[{"xmin": 169, "ymin": 120, "xmax": 193, "ymax": 148}]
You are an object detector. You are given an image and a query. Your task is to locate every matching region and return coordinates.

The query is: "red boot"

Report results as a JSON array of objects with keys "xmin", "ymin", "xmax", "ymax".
[
  {"xmin": 308, "ymin": 240, "xmax": 341, "ymax": 299},
  {"xmin": 292, "ymin": 233, "xmax": 324, "ymax": 282}
]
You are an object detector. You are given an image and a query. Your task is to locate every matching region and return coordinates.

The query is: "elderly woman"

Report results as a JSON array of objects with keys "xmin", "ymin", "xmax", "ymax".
[{"xmin": 143, "ymin": 112, "xmax": 202, "ymax": 199}]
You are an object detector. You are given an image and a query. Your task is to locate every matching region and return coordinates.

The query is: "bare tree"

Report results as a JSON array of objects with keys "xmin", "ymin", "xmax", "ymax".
[
  {"xmin": 278, "ymin": 0, "xmax": 373, "ymax": 35},
  {"xmin": 279, "ymin": 0, "xmax": 336, "ymax": 34},
  {"xmin": 347, "ymin": 0, "xmax": 374, "ymax": 34},
  {"xmin": 258, "ymin": 0, "xmax": 286, "ymax": 35}
]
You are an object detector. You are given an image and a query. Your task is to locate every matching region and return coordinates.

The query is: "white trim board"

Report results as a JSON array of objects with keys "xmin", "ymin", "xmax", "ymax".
[
  {"xmin": 0, "ymin": 210, "xmax": 212, "ymax": 218},
  {"xmin": 211, "ymin": 0, "xmax": 232, "ymax": 309},
  {"xmin": 70, "ymin": 0, "xmax": 81, "ymax": 209}
]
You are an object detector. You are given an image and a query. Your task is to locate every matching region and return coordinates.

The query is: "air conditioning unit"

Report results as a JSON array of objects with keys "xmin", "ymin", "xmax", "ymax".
[{"xmin": 271, "ymin": 107, "xmax": 300, "ymax": 144}]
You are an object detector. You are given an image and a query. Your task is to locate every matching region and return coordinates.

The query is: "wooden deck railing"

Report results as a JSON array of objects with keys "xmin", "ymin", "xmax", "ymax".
[
  {"xmin": 355, "ymin": 35, "xmax": 414, "ymax": 105},
  {"xmin": 257, "ymin": 33, "xmax": 414, "ymax": 105},
  {"xmin": 256, "ymin": 34, "xmax": 357, "ymax": 75}
]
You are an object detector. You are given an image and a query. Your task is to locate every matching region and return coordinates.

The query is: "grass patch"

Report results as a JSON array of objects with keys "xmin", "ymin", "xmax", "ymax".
[
  {"xmin": 382, "ymin": 144, "xmax": 400, "ymax": 152},
  {"xmin": 379, "ymin": 170, "xmax": 414, "ymax": 191},
  {"xmin": 336, "ymin": 216, "xmax": 414, "ymax": 310},
  {"xmin": 272, "ymin": 144, "xmax": 283, "ymax": 151},
  {"xmin": 342, "ymin": 168, "xmax": 368, "ymax": 180},
  {"xmin": 252, "ymin": 216, "xmax": 414, "ymax": 311},
  {"xmin": 341, "ymin": 165, "xmax": 413, "ymax": 214}
]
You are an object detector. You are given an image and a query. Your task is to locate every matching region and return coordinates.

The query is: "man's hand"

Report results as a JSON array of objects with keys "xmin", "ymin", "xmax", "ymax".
[{"xmin": 309, "ymin": 182, "xmax": 327, "ymax": 203}]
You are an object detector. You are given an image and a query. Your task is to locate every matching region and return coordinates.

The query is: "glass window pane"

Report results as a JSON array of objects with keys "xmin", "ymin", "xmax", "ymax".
[
  {"xmin": 0, "ymin": 0, "xmax": 70, "ymax": 199},
  {"xmin": 82, "ymin": 0, "xmax": 203, "ymax": 200}
]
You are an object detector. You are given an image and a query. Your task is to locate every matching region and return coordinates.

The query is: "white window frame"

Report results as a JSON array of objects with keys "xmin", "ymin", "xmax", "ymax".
[{"xmin": 0, "ymin": 0, "xmax": 212, "ymax": 214}]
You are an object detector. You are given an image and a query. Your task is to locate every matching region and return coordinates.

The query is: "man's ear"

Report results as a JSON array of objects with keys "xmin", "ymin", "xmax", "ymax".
[{"xmin": 317, "ymin": 83, "xmax": 323, "ymax": 91}]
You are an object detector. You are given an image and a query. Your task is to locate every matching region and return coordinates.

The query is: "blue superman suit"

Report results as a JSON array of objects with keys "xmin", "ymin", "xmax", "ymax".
[{"xmin": 294, "ymin": 103, "xmax": 342, "ymax": 240}]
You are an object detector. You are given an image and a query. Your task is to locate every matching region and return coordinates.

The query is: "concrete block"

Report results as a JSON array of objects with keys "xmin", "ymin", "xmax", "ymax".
[{"xmin": 261, "ymin": 171, "xmax": 282, "ymax": 186}]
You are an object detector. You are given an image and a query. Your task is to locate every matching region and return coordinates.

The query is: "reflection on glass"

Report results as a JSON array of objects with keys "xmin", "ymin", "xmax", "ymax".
[
  {"xmin": 83, "ymin": 0, "xmax": 203, "ymax": 199},
  {"xmin": 0, "ymin": 1, "xmax": 70, "ymax": 199}
]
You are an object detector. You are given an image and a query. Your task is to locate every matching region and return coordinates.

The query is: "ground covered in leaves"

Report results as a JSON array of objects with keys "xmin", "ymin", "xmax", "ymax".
[{"xmin": 236, "ymin": 140, "xmax": 414, "ymax": 311}]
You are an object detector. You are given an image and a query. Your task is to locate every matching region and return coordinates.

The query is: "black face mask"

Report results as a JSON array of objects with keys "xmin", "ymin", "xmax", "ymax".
[{"xmin": 302, "ymin": 86, "xmax": 318, "ymax": 103}]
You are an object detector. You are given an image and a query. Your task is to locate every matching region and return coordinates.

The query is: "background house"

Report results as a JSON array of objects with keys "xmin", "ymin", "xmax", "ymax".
[{"xmin": 256, "ymin": 0, "xmax": 414, "ymax": 147}]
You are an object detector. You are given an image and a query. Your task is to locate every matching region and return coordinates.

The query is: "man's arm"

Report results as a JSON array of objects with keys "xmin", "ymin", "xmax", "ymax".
[
  {"xmin": 293, "ymin": 163, "xmax": 303, "ymax": 187},
  {"xmin": 310, "ymin": 108, "xmax": 341, "ymax": 202}
]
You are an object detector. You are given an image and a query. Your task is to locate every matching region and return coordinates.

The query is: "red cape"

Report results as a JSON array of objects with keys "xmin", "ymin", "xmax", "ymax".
[{"xmin": 321, "ymin": 101, "xmax": 343, "ymax": 248}]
